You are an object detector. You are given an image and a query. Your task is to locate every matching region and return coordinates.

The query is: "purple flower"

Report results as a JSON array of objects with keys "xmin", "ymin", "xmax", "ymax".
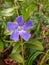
[{"xmin": 7, "ymin": 16, "xmax": 34, "ymax": 41}]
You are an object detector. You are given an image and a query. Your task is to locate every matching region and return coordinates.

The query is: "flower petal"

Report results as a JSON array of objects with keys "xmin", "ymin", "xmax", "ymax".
[
  {"xmin": 23, "ymin": 20, "xmax": 34, "ymax": 30},
  {"xmin": 7, "ymin": 22, "xmax": 18, "ymax": 31},
  {"xmin": 19, "ymin": 31, "xmax": 31, "ymax": 41},
  {"xmin": 10, "ymin": 30, "xmax": 19, "ymax": 41},
  {"xmin": 16, "ymin": 16, "xmax": 24, "ymax": 26}
]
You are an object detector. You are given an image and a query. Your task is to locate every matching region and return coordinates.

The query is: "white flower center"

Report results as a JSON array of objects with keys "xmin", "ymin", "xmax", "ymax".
[{"xmin": 18, "ymin": 26, "xmax": 22, "ymax": 31}]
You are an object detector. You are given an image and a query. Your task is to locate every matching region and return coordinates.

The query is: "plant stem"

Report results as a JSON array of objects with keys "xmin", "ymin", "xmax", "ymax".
[
  {"xmin": 14, "ymin": 0, "xmax": 19, "ymax": 16},
  {"xmin": 2, "ymin": 43, "xmax": 12, "ymax": 53},
  {"xmin": 21, "ymin": 38, "xmax": 25, "ymax": 65},
  {"xmin": 37, "ymin": 0, "xmax": 40, "ymax": 12}
]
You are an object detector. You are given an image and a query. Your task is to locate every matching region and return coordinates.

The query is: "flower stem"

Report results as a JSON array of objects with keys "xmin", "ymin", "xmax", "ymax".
[
  {"xmin": 37, "ymin": 0, "xmax": 40, "ymax": 12},
  {"xmin": 21, "ymin": 38, "xmax": 25, "ymax": 65}
]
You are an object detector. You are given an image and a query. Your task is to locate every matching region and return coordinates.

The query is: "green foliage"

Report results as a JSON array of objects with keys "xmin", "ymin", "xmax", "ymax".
[
  {"xmin": 27, "ymin": 51, "xmax": 43, "ymax": 65},
  {"xmin": 0, "ymin": 40, "xmax": 4, "ymax": 52},
  {"xmin": 25, "ymin": 39, "xmax": 44, "ymax": 51},
  {"xmin": 11, "ymin": 42, "xmax": 22, "ymax": 54},
  {"xmin": 0, "ymin": 0, "xmax": 49, "ymax": 65},
  {"xmin": 10, "ymin": 53, "xmax": 23, "ymax": 63},
  {"xmin": 22, "ymin": 4, "xmax": 35, "ymax": 21},
  {"xmin": 40, "ymin": 50, "xmax": 49, "ymax": 65}
]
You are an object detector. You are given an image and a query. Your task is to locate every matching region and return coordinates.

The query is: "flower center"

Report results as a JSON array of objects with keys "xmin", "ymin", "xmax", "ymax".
[{"xmin": 18, "ymin": 26, "xmax": 22, "ymax": 31}]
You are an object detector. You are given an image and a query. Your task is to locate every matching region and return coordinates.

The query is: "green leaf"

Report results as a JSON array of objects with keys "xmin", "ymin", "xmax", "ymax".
[
  {"xmin": 10, "ymin": 43, "xmax": 22, "ymax": 63},
  {"xmin": 10, "ymin": 53, "xmax": 23, "ymax": 63},
  {"xmin": 27, "ymin": 51, "xmax": 43, "ymax": 65},
  {"xmin": 36, "ymin": 23, "xmax": 41, "ymax": 33},
  {"xmin": 2, "ymin": 8, "xmax": 14, "ymax": 13},
  {"xmin": 40, "ymin": 50, "xmax": 49, "ymax": 65},
  {"xmin": 0, "ymin": 7, "xmax": 16, "ymax": 16},
  {"xmin": 4, "ymin": 29, "xmax": 13, "ymax": 35},
  {"xmin": 18, "ymin": 0, "xmax": 23, "ymax": 1},
  {"xmin": 11, "ymin": 42, "xmax": 21, "ymax": 54},
  {"xmin": 2, "ymin": 13, "xmax": 13, "ymax": 16},
  {"xmin": 0, "ymin": 40, "xmax": 4, "ymax": 52},
  {"xmin": 25, "ymin": 39, "xmax": 44, "ymax": 51},
  {"xmin": 22, "ymin": 4, "xmax": 35, "ymax": 21}
]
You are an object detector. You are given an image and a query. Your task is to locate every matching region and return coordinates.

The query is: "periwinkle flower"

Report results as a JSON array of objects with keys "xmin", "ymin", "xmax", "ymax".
[{"xmin": 7, "ymin": 16, "xmax": 34, "ymax": 41}]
